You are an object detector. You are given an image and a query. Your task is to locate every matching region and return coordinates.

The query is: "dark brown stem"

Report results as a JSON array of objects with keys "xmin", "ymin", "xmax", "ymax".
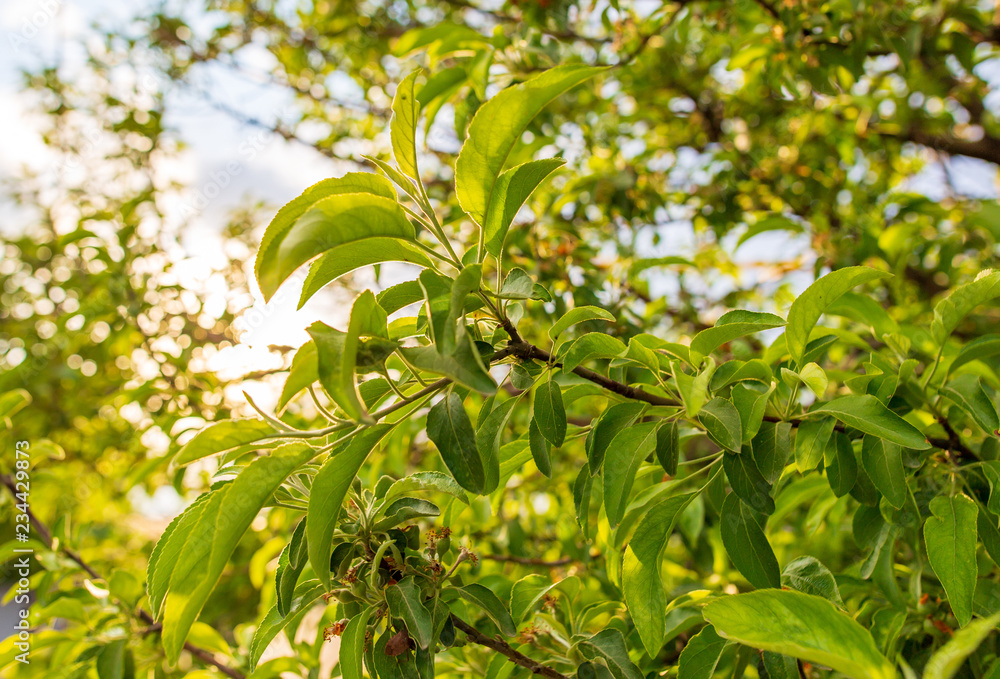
[
  {"xmin": 451, "ymin": 615, "xmax": 570, "ymax": 679},
  {"xmin": 502, "ymin": 336, "xmax": 679, "ymax": 408},
  {"xmin": 889, "ymin": 127, "xmax": 1000, "ymax": 166},
  {"xmin": 0, "ymin": 475, "xmax": 246, "ymax": 679},
  {"xmin": 498, "ymin": 331, "xmax": 979, "ymax": 461}
]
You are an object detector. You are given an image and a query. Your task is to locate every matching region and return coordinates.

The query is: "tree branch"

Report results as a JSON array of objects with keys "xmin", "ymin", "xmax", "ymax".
[
  {"xmin": 894, "ymin": 127, "xmax": 1000, "ymax": 166},
  {"xmin": 496, "ymin": 329, "xmax": 979, "ymax": 461},
  {"xmin": 451, "ymin": 614, "xmax": 570, "ymax": 679},
  {"xmin": 0, "ymin": 475, "xmax": 246, "ymax": 679}
]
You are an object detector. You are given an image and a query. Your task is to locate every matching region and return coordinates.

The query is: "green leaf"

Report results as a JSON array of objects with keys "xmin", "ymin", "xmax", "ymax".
[
  {"xmin": 340, "ymin": 606, "xmax": 376, "ymax": 679},
  {"xmin": 735, "ymin": 215, "xmax": 804, "ymax": 250},
  {"xmin": 276, "ymin": 518, "xmax": 308, "ymax": 615},
  {"xmin": 629, "ymin": 256, "xmax": 695, "ymax": 278},
  {"xmin": 392, "ymin": 21, "xmax": 488, "ymax": 57},
  {"xmin": 160, "ymin": 442, "xmax": 317, "ymax": 662},
  {"xmin": 781, "ymin": 556, "xmax": 842, "ymax": 604},
  {"xmin": 577, "ymin": 628, "xmax": 643, "ymax": 679},
  {"xmin": 923, "ymin": 611, "xmax": 1000, "ymax": 679},
  {"xmin": 861, "ymin": 435, "xmax": 907, "ymax": 509},
  {"xmin": 372, "ymin": 498, "xmax": 439, "ymax": 532},
  {"xmin": 498, "ymin": 267, "xmax": 535, "ymax": 299},
  {"xmin": 0, "ymin": 389, "xmax": 30, "ymax": 420},
  {"xmin": 482, "ymin": 158, "xmax": 565, "ymax": 257},
  {"xmin": 147, "ymin": 492, "xmax": 214, "ymax": 619},
  {"xmin": 655, "ymin": 420, "xmax": 680, "ymax": 476},
  {"xmin": 699, "ymin": 398, "xmax": 742, "ymax": 452},
  {"xmin": 444, "ymin": 265, "xmax": 483, "ymax": 354},
  {"xmin": 298, "ymin": 239, "xmax": 433, "ymax": 309},
  {"xmin": 762, "ymin": 652, "xmax": 800, "ymax": 679},
  {"xmin": 703, "ymin": 590, "xmax": 895, "ymax": 679},
  {"xmin": 588, "ymin": 402, "xmax": 645, "ymax": 474},
  {"xmin": 249, "ymin": 580, "xmax": 326, "ymax": 670},
  {"xmin": 562, "ymin": 333, "xmax": 627, "ymax": 373},
  {"xmin": 720, "ymin": 493, "xmax": 780, "ymax": 590},
  {"xmin": 278, "ymin": 341, "xmax": 318, "ymax": 412},
  {"xmin": 454, "ymin": 583, "xmax": 517, "ymax": 637},
  {"xmin": 386, "ymin": 577, "xmax": 434, "ymax": 649},
  {"xmin": 809, "ymin": 394, "xmax": 929, "ymax": 449},
  {"xmin": 689, "ymin": 310, "xmax": 785, "ymax": 364},
  {"xmin": 794, "ymin": 416, "xmax": 835, "ymax": 472},
  {"xmin": 723, "ymin": 451, "xmax": 774, "ymax": 515},
  {"xmin": 477, "ymin": 397, "xmax": 516, "ymax": 493},
  {"xmin": 108, "ymin": 570, "xmax": 143, "ymax": 608},
  {"xmin": 382, "ymin": 471, "xmax": 470, "ymax": 507},
  {"xmin": 549, "ymin": 306, "xmax": 616, "ymax": 340},
  {"xmin": 528, "ymin": 419, "xmax": 552, "ymax": 477},
  {"xmin": 255, "ymin": 177, "xmax": 404, "ymax": 300},
  {"xmin": 751, "ymin": 421, "xmax": 791, "ymax": 484},
  {"xmin": 948, "ymin": 334, "xmax": 1000, "ymax": 376},
  {"xmin": 824, "ymin": 430, "xmax": 858, "ymax": 497},
  {"xmin": 533, "ymin": 376, "xmax": 566, "ymax": 447},
  {"xmin": 785, "ymin": 266, "xmax": 891, "ymax": 367},
  {"xmin": 677, "ymin": 625, "xmax": 731, "ymax": 679},
  {"xmin": 455, "ymin": 64, "xmax": 607, "ymax": 225},
  {"xmin": 604, "ymin": 422, "xmax": 658, "ymax": 527},
  {"xmin": 622, "ymin": 491, "xmax": 698, "ymax": 656},
  {"xmin": 510, "ymin": 574, "xmax": 573, "ymax": 626},
  {"xmin": 427, "ymin": 392, "xmax": 486, "ymax": 494},
  {"xmin": 307, "ymin": 425, "xmax": 394, "ymax": 589},
  {"xmin": 420, "ymin": 271, "xmax": 458, "ymax": 353},
  {"xmin": 96, "ymin": 639, "xmax": 126, "ymax": 679},
  {"xmin": 366, "ymin": 154, "xmax": 421, "ymax": 200},
  {"xmin": 377, "ymin": 279, "xmax": 426, "ymax": 315},
  {"xmin": 399, "ymin": 334, "xmax": 495, "ymax": 393},
  {"xmin": 173, "ymin": 418, "xmax": 275, "ymax": 466},
  {"xmin": 932, "ymin": 270, "xmax": 1000, "ymax": 344},
  {"xmin": 418, "ymin": 66, "xmax": 467, "ymax": 132},
  {"xmin": 924, "ymin": 494, "xmax": 978, "ymax": 627},
  {"xmin": 391, "ymin": 70, "xmax": 422, "ymax": 181},
  {"xmin": 984, "ymin": 463, "xmax": 1000, "ymax": 515},
  {"xmin": 732, "ymin": 383, "xmax": 773, "ymax": 444},
  {"xmin": 308, "ymin": 292, "xmax": 386, "ymax": 422},
  {"xmin": 942, "ymin": 374, "xmax": 1000, "ymax": 433}
]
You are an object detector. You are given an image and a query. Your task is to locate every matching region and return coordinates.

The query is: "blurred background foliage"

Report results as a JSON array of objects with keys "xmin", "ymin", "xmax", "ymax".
[{"xmin": 0, "ymin": 0, "xmax": 998, "ymax": 676}]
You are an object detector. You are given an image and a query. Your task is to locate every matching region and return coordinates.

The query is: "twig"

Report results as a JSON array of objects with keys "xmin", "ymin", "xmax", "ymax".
[
  {"xmin": 0, "ymin": 475, "xmax": 246, "ymax": 679},
  {"xmin": 451, "ymin": 614, "xmax": 570, "ymax": 679}
]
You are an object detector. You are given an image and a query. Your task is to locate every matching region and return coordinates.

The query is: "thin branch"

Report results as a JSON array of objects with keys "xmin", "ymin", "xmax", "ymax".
[
  {"xmin": 451, "ymin": 614, "xmax": 570, "ymax": 679},
  {"xmin": 0, "ymin": 475, "xmax": 246, "ymax": 679},
  {"xmin": 892, "ymin": 127, "xmax": 1000, "ymax": 166}
]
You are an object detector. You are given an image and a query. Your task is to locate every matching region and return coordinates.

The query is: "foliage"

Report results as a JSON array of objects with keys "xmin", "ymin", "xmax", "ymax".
[{"xmin": 3, "ymin": 1, "xmax": 1000, "ymax": 678}]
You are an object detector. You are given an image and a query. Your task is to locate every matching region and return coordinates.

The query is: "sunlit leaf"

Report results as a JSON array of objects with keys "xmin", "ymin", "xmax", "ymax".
[
  {"xmin": 924, "ymin": 494, "xmax": 978, "ymax": 627},
  {"xmin": 254, "ymin": 174, "xmax": 401, "ymax": 299},
  {"xmin": 785, "ymin": 267, "xmax": 891, "ymax": 367},
  {"xmin": 704, "ymin": 590, "xmax": 895, "ymax": 679},
  {"xmin": 809, "ymin": 394, "xmax": 929, "ymax": 449},
  {"xmin": 307, "ymin": 426, "xmax": 394, "ymax": 589},
  {"xmin": 456, "ymin": 65, "xmax": 607, "ymax": 225}
]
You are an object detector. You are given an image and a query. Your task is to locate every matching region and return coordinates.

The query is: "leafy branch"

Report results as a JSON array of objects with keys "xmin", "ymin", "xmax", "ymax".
[{"xmin": 0, "ymin": 475, "xmax": 247, "ymax": 679}]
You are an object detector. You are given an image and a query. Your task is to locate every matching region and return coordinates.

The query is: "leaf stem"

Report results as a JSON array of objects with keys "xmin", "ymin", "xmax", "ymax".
[{"xmin": 450, "ymin": 614, "xmax": 570, "ymax": 679}]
